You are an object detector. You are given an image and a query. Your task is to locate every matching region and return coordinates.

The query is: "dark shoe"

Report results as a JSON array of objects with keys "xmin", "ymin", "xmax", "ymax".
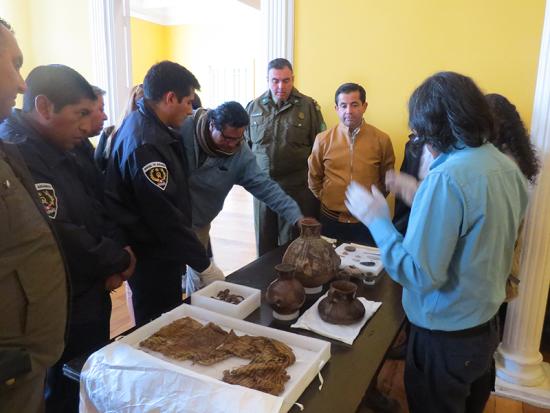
[{"xmin": 363, "ymin": 388, "xmax": 401, "ymax": 413}]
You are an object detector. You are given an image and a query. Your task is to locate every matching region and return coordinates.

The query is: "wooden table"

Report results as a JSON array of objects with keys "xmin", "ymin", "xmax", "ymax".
[
  {"xmin": 65, "ymin": 245, "xmax": 405, "ymax": 413},
  {"xmin": 224, "ymin": 246, "xmax": 405, "ymax": 413}
]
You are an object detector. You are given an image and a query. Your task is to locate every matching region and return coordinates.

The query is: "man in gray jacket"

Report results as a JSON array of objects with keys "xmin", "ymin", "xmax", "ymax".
[{"xmin": 180, "ymin": 101, "xmax": 304, "ymax": 283}]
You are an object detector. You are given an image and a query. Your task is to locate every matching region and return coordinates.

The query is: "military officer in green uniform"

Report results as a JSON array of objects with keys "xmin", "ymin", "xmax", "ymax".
[
  {"xmin": 0, "ymin": 19, "xmax": 68, "ymax": 413},
  {"xmin": 245, "ymin": 58, "xmax": 325, "ymax": 256}
]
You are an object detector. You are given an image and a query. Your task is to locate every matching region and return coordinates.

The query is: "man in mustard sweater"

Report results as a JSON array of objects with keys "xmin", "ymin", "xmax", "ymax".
[{"xmin": 308, "ymin": 83, "xmax": 395, "ymax": 245}]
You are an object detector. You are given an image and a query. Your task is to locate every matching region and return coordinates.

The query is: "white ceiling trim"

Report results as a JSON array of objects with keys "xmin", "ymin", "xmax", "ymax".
[
  {"xmin": 130, "ymin": 10, "xmax": 174, "ymax": 26},
  {"xmin": 130, "ymin": 0, "xmax": 260, "ymax": 26}
]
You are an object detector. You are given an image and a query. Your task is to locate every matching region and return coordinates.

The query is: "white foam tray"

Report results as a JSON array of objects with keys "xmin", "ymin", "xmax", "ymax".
[
  {"xmin": 191, "ymin": 280, "xmax": 261, "ymax": 319},
  {"xmin": 81, "ymin": 304, "xmax": 331, "ymax": 413},
  {"xmin": 335, "ymin": 243, "xmax": 384, "ymax": 277}
]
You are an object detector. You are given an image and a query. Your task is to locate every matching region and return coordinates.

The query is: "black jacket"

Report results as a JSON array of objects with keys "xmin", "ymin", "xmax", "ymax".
[
  {"xmin": 392, "ymin": 139, "xmax": 423, "ymax": 235},
  {"xmin": 0, "ymin": 110, "xmax": 130, "ymax": 325},
  {"xmin": 104, "ymin": 98, "xmax": 209, "ymax": 271}
]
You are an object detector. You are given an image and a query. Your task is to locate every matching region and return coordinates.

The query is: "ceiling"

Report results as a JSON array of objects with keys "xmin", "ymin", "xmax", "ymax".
[{"xmin": 130, "ymin": 0, "xmax": 261, "ymax": 25}]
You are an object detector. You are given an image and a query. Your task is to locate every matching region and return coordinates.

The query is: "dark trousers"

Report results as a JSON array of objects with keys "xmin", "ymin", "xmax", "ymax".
[
  {"xmin": 319, "ymin": 211, "xmax": 375, "ymax": 246},
  {"xmin": 254, "ymin": 186, "xmax": 319, "ymax": 256},
  {"xmin": 405, "ymin": 317, "xmax": 499, "ymax": 413},
  {"xmin": 45, "ymin": 297, "xmax": 111, "ymax": 413},
  {"xmin": 129, "ymin": 257, "xmax": 185, "ymax": 327}
]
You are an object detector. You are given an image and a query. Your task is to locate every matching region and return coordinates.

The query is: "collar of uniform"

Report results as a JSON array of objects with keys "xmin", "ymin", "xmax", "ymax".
[
  {"xmin": 28, "ymin": 132, "xmax": 68, "ymax": 167},
  {"xmin": 262, "ymin": 88, "xmax": 303, "ymax": 107},
  {"xmin": 7, "ymin": 109, "xmax": 67, "ymax": 166},
  {"xmin": 137, "ymin": 98, "xmax": 180, "ymax": 143}
]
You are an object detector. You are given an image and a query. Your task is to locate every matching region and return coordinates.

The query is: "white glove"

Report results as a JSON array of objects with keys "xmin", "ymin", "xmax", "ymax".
[
  {"xmin": 198, "ymin": 262, "xmax": 225, "ymax": 286},
  {"xmin": 385, "ymin": 170, "xmax": 419, "ymax": 207},
  {"xmin": 345, "ymin": 182, "xmax": 390, "ymax": 227}
]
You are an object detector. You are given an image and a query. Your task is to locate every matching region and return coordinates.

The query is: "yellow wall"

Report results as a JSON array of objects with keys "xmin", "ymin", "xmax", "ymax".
[
  {"xmin": 0, "ymin": 0, "xmax": 33, "ymax": 73},
  {"xmin": 168, "ymin": 25, "xmax": 197, "ymax": 75},
  {"xmin": 25, "ymin": 0, "xmax": 94, "ymax": 80},
  {"xmin": 1, "ymin": 0, "xmax": 94, "ymax": 105},
  {"xmin": 130, "ymin": 17, "xmax": 171, "ymax": 84},
  {"xmin": 295, "ymin": 0, "xmax": 545, "ymax": 167}
]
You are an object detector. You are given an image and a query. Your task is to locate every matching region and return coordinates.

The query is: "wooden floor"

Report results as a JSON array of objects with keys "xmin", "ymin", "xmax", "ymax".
[{"xmin": 109, "ymin": 186, "xmax": 550, "ymax": 413}]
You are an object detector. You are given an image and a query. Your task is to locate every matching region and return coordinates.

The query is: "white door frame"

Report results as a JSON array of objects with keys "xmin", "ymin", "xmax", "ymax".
[{"xmin": 90, "ymin": 0, "xmax": 293, "ymax": 117}]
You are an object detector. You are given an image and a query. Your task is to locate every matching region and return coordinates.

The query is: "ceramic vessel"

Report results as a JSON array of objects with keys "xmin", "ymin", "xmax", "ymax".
[
  {"xmin": 266, "ymin": 263, "xmax": 305, "ymax": 320},
  {"xmin": 282, "ymin": 218, "xmax": 340, "ymax": 294},
  {"xmin": 318, "ymin": 280, "xmax": 365, "ymax": 325}
]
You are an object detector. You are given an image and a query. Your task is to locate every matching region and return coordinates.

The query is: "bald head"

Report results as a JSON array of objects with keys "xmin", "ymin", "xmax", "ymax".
[{"xmin": 0, "ymin": 19, "xmax": 25, "ymax": 121}]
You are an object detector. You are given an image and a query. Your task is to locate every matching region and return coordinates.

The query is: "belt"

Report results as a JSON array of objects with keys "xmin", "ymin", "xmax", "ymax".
[
  {"xmin": 320, "ymin": 204, "xmax": 359, "ymax": 224},
  {"xmin": 412, "ymin": 316, "xmax": 497, "ymax": 338}
]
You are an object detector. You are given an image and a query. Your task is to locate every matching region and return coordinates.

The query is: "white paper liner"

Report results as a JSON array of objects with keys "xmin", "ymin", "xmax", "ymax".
[
  {"xmin": 335, "ymin": 243, "xmax": 384, "ymax": 277},
  {"xmin": 80, "ymin": 304, "xmax": 331, "ymax": 413},
  {"xmin": 291, "ymin": 294, "xmax": 382, "ymax": 345}
]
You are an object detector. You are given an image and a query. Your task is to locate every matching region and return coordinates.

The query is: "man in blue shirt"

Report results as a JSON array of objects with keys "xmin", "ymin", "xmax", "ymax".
[{"xmin": 346, "ymin": 71, "xmax": 528, "ymax": 413}]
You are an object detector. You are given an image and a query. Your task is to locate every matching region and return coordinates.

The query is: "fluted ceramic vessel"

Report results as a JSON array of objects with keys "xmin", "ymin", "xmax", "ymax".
[{"xmin": 282, "ymin": 218, "xmax": 340, "ymax": 294}]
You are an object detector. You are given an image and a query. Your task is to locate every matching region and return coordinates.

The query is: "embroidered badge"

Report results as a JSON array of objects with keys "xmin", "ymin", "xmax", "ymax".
[
  {"xmin": 35, "ymin": 183, "xmax": 58, "ymax": 219},
  {"xmin": 143, "ymin": 162, "xmax": 169, "ymax": 190},
  {"xmin": 298, "ymin": 112, "xmax": 305, "ymax": 120}
]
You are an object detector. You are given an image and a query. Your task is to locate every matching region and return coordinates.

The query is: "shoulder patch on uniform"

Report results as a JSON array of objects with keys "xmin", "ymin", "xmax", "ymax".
[
  {"xmin": 35, "ymin": 183, "xmax": 58, "ymax": 219},
  {"xmin": 142, "ymin": 162, "xmax": 169, "ymax": 190}
]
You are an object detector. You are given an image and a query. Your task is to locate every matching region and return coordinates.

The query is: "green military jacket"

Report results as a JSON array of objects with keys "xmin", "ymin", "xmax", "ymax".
[
  {"xmin": 245, "ymin": 88, "xmax": 325, "ymax": 189},
  {"xmin": 0, "ymin": 142, "xmax": 67, "ymax": 384}
]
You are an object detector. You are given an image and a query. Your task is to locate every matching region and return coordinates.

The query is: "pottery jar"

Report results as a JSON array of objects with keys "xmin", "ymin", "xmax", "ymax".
[
  {"xmin": 282, "ymin": 218, "xmax": 340, "ymax": 294},
  {"xmin": 318, "ymin": 280, "xmax": 365, "ymax": 325},
  {"xmin": 266, "ymin": 263, "xmax": 305, "ymax": 321}
]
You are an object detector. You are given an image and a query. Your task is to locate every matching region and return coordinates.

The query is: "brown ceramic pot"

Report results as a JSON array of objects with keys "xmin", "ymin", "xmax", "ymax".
[
  {"xmin": 266, "ymin": 263, "xmax": 305, "ymax": 320},
  {"xmin": 318, "ymin": 280, "xmax": 365, "ymax": 325},
  {"xmin": 282, "ymin": 218, "xmax": 340, "ymax": 294}
]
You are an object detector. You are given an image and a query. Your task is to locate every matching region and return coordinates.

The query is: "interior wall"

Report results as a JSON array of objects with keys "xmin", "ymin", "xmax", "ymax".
[
  {"xmin": 168, "ymin": 19, "xmax": 260, "ymax": 108},
  {"xmin": 1, "ymin": 0, "xmax": 96, "ymax": 106},
  {"xmin": 0, "ymin": 0, "xmax": 33, "ymax": 73},
  {"xmin": 130, "ymin": 17, "xmax": 171, "ymax": 84},
  {"xmin": 294, "ymin": 0, "xmax": 546, "ymax": 167},
  {"xmin": 26, "ymin": 0, "xmax": 94, "ymax": 80}
]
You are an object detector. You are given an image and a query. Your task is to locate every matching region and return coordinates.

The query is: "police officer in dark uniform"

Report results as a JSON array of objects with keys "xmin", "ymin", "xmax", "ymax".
[
  {"xmin": 72, "ymin": 85, "xmax": 109, "ymax": 201},
  {"xmin": 0, "ymin": 64, "xmax": 135, "ymax": 413},
  {"xmin": 105, "ymin": 61, "xmax": 223, "ymax": 327}
]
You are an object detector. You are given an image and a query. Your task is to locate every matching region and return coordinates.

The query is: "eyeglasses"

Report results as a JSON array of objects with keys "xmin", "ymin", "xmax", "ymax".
[{"xmin": 220, "ymin": 130, "xmax": 244, "ymax": 143}]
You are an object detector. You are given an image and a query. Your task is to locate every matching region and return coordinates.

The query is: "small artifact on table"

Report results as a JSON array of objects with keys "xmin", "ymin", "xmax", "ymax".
[
  {"xmin": 266, "ymin": 263, "xmax": 305, "ymax": 321},
  {"xmin": 139, "ymin": 316, "xmax": 295, "ymax": 396},
  {"xmin": 318, "ymin": 280, "xmax": 365, "ymax": 325},
  {"xmin": 360, "ymin": 261, "xmax": 376, "ymax": 267},
  {"xmin": 344, "ymin": 245, "xmax": 356, "ymax": 252},
  {"xmin": 212, "ymin": 288, "xmax": 245, "ymax": 304}
]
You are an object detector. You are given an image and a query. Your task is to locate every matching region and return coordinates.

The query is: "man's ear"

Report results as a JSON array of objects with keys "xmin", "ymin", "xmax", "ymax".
[
  {"xmin": 164, "ymin": 91, "xmax": 177, "ymax": 105},
  {"xmin": 34, "ymin": 95, "xmax": 53, "ymax": 120}
]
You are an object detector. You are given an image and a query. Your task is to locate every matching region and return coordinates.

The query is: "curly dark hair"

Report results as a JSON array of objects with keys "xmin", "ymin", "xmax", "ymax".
[
  {"xmin": 408, "ymin": 71, "xmax": 493, "ymax": 154},
  {"xmin": 485, "ymin": 93, "xmax": 540, "ymax": 183}
]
